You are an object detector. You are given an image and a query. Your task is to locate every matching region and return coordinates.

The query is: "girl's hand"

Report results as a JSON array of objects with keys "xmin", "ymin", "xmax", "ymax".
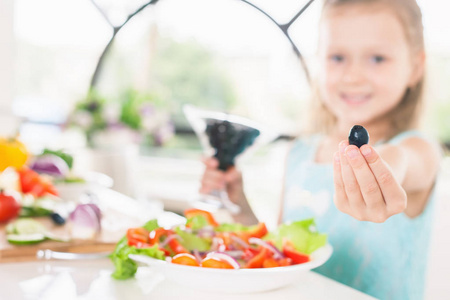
[
  {"xmin": 199, "ymin": 157, "xmax": 244, "ymax": 202},
  {"xmin": 333, "ymin": 141, "xmax": 407, "ymax": 223}
]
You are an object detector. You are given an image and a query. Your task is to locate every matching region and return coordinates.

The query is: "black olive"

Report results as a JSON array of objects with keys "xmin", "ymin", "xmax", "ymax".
[
  {"xmin": 50, "ymin": 213, "xmax": 66, "ymax": 225},
  {"xmin": 348, "ymin": 125, "xmax": 369, "ymax": 148}
]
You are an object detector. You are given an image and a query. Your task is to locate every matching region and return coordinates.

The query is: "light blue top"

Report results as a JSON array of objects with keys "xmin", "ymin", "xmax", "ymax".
[{"xmin": 283, "ymin": 131, "xmax": 435, "ymax": 300}]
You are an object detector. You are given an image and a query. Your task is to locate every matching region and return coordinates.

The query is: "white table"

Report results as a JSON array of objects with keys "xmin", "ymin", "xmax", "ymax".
[{"xmin": 0, "ymin": 258, "xmax": 376, "ymax": 300}]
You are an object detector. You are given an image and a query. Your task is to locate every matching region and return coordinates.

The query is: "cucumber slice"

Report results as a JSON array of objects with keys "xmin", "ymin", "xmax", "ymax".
[
  {"xmin": 44, "ymin": 232, "xmax": 71, "ymax": 242},
  {"xmin": 7, "ymin": 233, "xmax": 46, "ymax": 245},
  {"xmin": 8, "ymin": 218, "xmax": 47, "ymax": 235}
]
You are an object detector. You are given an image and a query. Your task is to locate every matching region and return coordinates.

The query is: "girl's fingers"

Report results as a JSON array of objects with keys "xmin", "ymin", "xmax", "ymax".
[
  {"xmin": 345, "ymin": 145, "xmax": 384, "ymax": 210},
  {"xmin": 339, "ymin": 141, "xmax": 365, "ymax": 213},
  {"xmin": 333, "ymin": 151, "xmax": 351, "ymax": 214},
  {"xmin": 361, "ymin": 145, "xmax": 407, "ymax": 214},
  {"xmin": 202, "ymin": 156, "xmax": 219, "ymax": 168}
]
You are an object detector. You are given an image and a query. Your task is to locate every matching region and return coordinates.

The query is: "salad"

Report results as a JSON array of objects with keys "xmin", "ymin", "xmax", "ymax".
[{"xmin": 110, "ymin": 209, "xmax": 327, "ymax": 280}]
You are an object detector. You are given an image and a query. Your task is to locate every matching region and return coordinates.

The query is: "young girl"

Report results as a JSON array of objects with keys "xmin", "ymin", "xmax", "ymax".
[{"xmin": 200, "ymin": 0, "xmax": 442, "ymax": 299}]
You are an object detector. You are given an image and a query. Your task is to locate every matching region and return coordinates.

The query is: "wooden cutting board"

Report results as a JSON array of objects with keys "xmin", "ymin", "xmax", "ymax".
[{"xmin": 0, "ymin": 217, "xmax": 118, "ymax": 263}]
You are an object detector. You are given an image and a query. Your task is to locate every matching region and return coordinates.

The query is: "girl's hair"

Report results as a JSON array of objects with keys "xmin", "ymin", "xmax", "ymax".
[{"xmin": 306, "ymin": 0, "xmax": 425, "ymax": 139}]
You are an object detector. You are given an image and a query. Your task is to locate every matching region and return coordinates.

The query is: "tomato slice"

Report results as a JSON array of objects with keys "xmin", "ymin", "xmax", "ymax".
[
  {"xmin": 126, "ymin": 228, "xmax": 150, "ymax": 246},
  {"xmin": 17, "ymin": 168, "xmax": 58, "ymax": 197},
  {"xmin": 149, "ymin": 228, "xmax": 169, "ymax": 244},
  {"xmin": 184, "ymin": 208, "xmax": 219, "ymax": 227},
  {"xmin": 172, "ymin": 253, "xmax": 200, "ymax": 266},
  {"xmin": 201, "ymin": 257, "xmax": 234, "ymax": 269},
  {"xmin": 282, "ymin": 241, "xmax": 310, "ymax": 264}
]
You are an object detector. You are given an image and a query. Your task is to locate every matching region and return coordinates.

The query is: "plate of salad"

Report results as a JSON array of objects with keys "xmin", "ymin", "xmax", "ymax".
[{"xmin": 110, "ymin": 209, "xmax": 332, "ymax": 294}]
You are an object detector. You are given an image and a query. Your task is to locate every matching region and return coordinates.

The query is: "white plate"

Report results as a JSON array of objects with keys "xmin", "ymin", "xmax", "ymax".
[{"xmin": 129, "ymin": 244, "xmax": 333, "ymax": 294}]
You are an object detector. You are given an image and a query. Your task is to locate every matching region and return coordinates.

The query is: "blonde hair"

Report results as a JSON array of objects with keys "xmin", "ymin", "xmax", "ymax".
[{"xmin": 305, "ymin": 0, "xmax": 425, "ymax": 139}]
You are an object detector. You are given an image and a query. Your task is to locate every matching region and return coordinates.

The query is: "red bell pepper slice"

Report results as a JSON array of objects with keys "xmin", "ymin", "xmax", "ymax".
[
  {"xmin": 184, "ymin": 208, "xmax": 219, "ymax": 227},
  {"xmin": 149, "ymin": 228, "xmax": 188, "ymax": 255},
  {"xmin": 282, "ymin": 241, "xmax": 310, "ymax": 264},
  {"xmin": 246, "ymin": 247, "xmax": 270, "ymax": 268},
  {"xmin": 237, "ymin": 222, "xmax": 268, "ymax": 242}
]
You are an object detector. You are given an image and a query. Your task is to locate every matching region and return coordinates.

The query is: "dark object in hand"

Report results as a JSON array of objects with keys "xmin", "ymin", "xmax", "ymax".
[
  {"xmin": 205, "ymin": 119, "xmax": 260, "ymax": 171},
  {"xmin": 348, "ymin": 125, "xmax": 369, "ymax": 148}
]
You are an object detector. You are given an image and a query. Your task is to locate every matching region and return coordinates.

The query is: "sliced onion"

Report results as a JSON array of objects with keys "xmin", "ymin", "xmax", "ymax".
[
  {"xmin": 231, "ymin": 235, "xmax": 249, "ymax": 249},
  {"xmin": 159, "ymin": 234, "xmax": 181, "ymax": 249},
  {"xmin": 248, "ymin": 237, "xmax": 284, "ymax": 259},
  {"xmin": 192, "ymin": 249, "xmax": 203, "ymax": 262},
  {"xmin": 69, "ymin": 203, "xmax": 101, "ymax": 239},
  {"xmin": 30, "ymin": 154, "xmax": 70, "ymax": 177},
  {"xmin": 211, "ymin": 237, "xmax": 226, "ymax": 252},
  {"xmin": 223, "ymin": 250, "xmax": 244, "ymax": 259},
  {"xmin": 197, "ymin": 227, "xmax": 215, "ymax": 238},
  {"xmin": 206, "ymin": 252, "xmax": 240, "ymax": 269}
]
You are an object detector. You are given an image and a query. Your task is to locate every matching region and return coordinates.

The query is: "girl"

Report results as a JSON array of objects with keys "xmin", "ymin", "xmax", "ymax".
[{"xmin": 200, "ymin": 0, "xmax": 442, "ymax": 299}]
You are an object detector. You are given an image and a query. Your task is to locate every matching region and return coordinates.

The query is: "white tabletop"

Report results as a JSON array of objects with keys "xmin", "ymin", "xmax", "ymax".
[{"xmin": 0, "ymin": 258, "xmax": 376, "ymax": 300}]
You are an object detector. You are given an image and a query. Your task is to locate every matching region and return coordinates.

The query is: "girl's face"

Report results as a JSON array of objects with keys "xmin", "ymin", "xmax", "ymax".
[{"xmin": 317, "ymin": 5, "xmax": 423, "ymax": 130}]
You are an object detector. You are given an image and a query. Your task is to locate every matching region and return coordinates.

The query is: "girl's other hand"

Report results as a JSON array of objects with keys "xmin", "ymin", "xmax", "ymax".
[{"xmin": 332, "ymin": 141, "xmax": 407, "ymax": 223}]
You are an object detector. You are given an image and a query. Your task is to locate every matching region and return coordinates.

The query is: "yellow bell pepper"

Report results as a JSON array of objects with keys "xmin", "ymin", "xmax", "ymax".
[{"xmin": 0, "ymin": 137, "xmax": 29, "ymax": 172}]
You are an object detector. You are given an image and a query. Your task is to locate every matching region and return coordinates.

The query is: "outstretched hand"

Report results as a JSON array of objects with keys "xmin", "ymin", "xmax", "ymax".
[{"xmin": 333, "ymin": 141, "xmax": 407, "ymax": 223}]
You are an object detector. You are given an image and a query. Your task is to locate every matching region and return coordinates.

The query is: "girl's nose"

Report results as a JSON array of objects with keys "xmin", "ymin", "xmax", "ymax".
[{"xmin": 341, "ymin": 60, "xmax": 366, "ymax": 84}]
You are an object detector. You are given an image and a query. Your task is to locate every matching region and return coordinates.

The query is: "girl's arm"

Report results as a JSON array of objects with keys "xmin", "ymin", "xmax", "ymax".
[{"xmin": 333, "ymin": 137, "xmax": 441, "ymax": 222}]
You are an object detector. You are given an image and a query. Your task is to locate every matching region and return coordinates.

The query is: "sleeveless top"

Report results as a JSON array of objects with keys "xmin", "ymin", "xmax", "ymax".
[{"xmin": 282, "ymin": 131, "xmax": 436, "ymax": 300}]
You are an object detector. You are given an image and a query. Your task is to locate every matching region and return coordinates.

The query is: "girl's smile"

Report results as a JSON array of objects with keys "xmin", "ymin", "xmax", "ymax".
[{"xmin": 340, "ymin": 92, "xmax": 372, "ymax": 106}]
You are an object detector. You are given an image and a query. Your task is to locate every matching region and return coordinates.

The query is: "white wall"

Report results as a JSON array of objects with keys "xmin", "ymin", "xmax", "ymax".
[{"xmin": 0, "ymin": 0, "xmax": 19, "ymax": 136}]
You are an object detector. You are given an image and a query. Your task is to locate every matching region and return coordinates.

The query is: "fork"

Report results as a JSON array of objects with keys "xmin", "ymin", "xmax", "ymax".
[{"xmin": 36, "ymin": 249, "xmax": 110, "ymax": 260}]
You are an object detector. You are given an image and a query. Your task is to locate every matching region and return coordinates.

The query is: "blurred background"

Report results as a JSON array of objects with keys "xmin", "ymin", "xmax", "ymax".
[{"xmin": 0, "ymin": 0, "xmax": 449, "ymax": 297}]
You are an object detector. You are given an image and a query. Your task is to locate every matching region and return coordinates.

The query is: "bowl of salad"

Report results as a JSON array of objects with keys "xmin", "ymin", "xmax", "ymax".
[{"xmin": 110, "ymin": 209, "xmax": 332, "ymax": 294}]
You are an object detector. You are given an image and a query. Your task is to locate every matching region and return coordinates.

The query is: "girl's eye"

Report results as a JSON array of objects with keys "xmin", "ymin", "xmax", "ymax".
[
  {"xmin": 330, "ymin": 55, "xmax": 344, "ymax": 63},
  {"xmin": 371, "ymin": 55, "xmax": 385, "ymax": 64}
]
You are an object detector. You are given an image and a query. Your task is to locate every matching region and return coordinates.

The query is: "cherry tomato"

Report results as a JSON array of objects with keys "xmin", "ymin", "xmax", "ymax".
[
  {"xmin": 0, "ymin": 191, "xmax": 21, "ymax": 223},
  {"xmin": 171, "ymin": 253, "xmax": 200, "ymax": 267},
  {"xmin": 201, "ymin": 257, "xmax": 234, "ymax": 269}
]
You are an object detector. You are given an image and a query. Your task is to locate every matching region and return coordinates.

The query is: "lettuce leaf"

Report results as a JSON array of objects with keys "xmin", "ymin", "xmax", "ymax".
[
  {"xmin": 185, "ymin": 215, "xmax": 209, "ymax": 230},
  {"xmin": 264, "ymin": 218, "xmax": 327, "ymax": 255},
  {"xmin": 110, "ymin": 219, "xmax": 164, "ymax": 280},
  {"xmin": 174, "ymin": 227, "xmax": 211, "ymax": 252}
]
